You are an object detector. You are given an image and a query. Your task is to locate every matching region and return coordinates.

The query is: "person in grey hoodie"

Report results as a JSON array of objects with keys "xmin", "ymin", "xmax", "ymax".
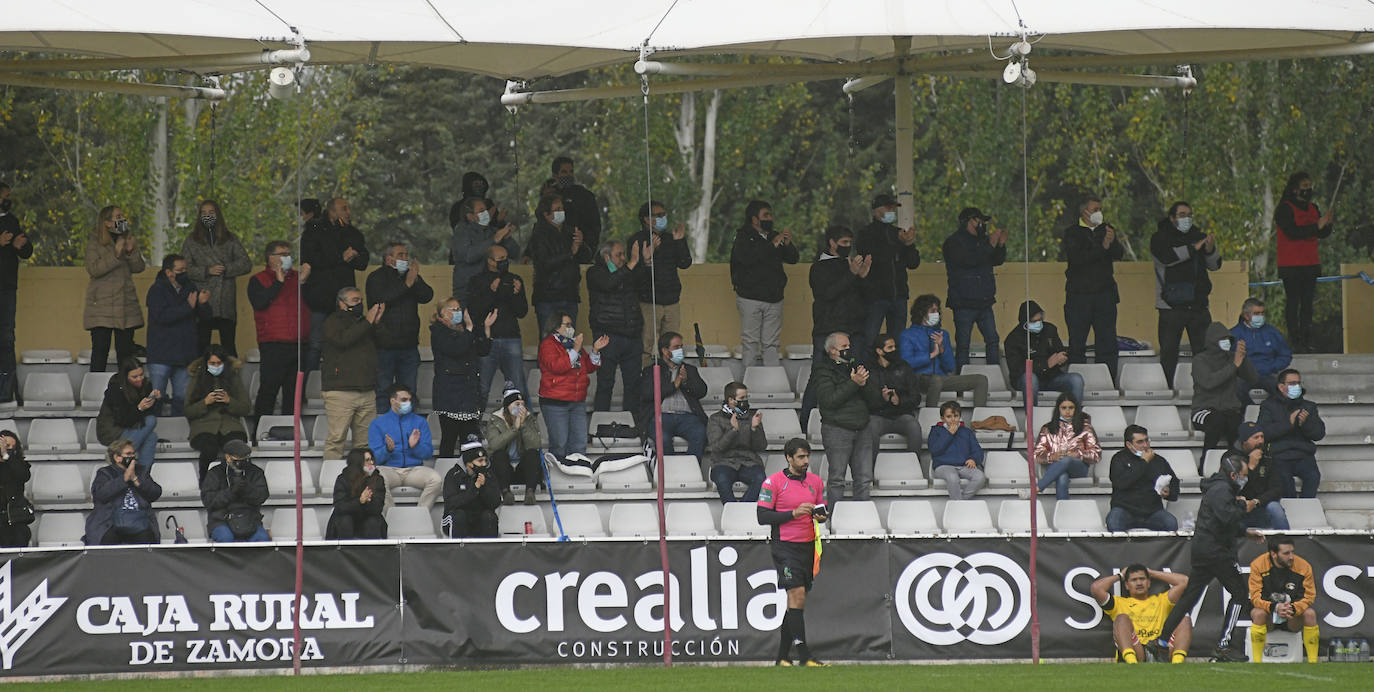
[
  {"xmin": 450, "ymin": 197, "xmax": 518, "ymax": 301},
  {"xmin": 1190, "ymin": 322, "xmax": 1258, "ymax": 451}
]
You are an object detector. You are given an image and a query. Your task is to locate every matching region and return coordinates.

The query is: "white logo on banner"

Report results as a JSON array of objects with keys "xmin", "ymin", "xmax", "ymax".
[
  {"xmin": 894, "ymin": 552, "xmax": 1030, "ymax": 646},
  {"xmin": 0, "ymin": 560, "xmax": 68, "ymax": 669}
]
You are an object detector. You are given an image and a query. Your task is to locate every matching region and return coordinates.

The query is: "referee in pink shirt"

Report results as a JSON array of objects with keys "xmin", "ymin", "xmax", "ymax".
[{"xmin": 757, "ymin": 438, "xmax": 828, "ymax": 666}]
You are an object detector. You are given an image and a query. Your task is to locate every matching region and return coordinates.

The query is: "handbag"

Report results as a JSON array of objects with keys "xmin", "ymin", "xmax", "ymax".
[
  {"xmin": 5, "ymin": 496, "xmax": 34, "ymax": 526},
  {"xmin": 112, "ymin": 488, "xmax": 151, "ymax": 535},
  {"xmin": 225, "ymin": 510, "xmax": 260, "ymax": 540}
]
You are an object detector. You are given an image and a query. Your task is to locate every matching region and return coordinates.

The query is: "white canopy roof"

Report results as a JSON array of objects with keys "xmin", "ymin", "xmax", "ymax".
[{"xmin": 3, "ymin": 1, "xmax": 1374, "ymax": 79}]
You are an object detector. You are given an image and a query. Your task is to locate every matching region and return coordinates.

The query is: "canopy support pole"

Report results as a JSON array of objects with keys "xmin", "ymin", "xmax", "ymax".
[
  {"xmin": 0, "ymin": 72, "xmax": 225, "ymax": 99},
  {"xmin": 893, "ymin": 37, "xmax": 914, "ymax": 228}
]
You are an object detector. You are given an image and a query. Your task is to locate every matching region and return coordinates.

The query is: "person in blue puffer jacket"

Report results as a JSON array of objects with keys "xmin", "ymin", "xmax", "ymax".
[
  {"xmin": 927, "ymin": 401, "xmax": 985, "ymax": 500},
  {"xmin": 1229, "ymin": 297, "xmax": 1292, "ymax": 405},
  {"xmin": 899, "ymin": 294, "xmax": 988, "ymax": 407}
]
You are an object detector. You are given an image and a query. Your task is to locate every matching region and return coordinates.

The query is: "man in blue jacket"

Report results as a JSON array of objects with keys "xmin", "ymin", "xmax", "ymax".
[
  {"xmin": 942, "ymin": 207, "xmax": 1008, "ymax": 368},
  {"xmin": 368, "ymin": 383, "xmax": 440, "ymax": 512},
  {"xmin": 899, "ymin": 294, "xmax": 988, "ymax": 407},
  {"xmin": 1230, "ymin": 298, "xmax": 1292, "ymax": 405},
  {"xmin": 146, "ymin": 254, "xmax": 210, "ymax": 416}
]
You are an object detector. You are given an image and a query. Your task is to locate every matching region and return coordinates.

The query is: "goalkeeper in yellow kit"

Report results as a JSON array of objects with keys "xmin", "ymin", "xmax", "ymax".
[{"xmin": 1091, "ymin": 564, "xmax": 1192, "ymax": 663}]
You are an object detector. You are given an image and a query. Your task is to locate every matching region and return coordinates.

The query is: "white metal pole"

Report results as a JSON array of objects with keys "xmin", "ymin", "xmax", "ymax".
[
  {"xmin": 0, "ymin": 48, "xmax": 310, "ymax": 73},
  {"xmin": 0, "ymin": 73, "xmax": 225, "ymax": 99},
  {"xmin": 893, "ymin": 37, "xmax": 914, "ymax": 228}
]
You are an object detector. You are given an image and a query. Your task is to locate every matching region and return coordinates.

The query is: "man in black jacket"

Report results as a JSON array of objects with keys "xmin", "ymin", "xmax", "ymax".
[
  {"xmin": 1105, "ymin": 425, "xmax": 1180, "ymax": 531},
  {"xmin": 201, "ymin": 439, "xmax": 270, "ymax": 542},
  {"xmin": 1151, "ymin": 201, "xmax": 1222, "ymax": 387},
  {"xmin": 1061, "ymin": 195, "xmax": 1125, "ymax": 383},
  {"xmin": 730, "ymin": 200, "xmax": 799, "ymax": 367},
  {"xmin": 638, "ymin": 331, "xmax": 708, "ymax": 460},
  {"xmin": 865, "ymin": 334, "xmax": 923, "ymax": 453},
  {"xmin": 553, "ymin": 156, "xmax": 603, "ymax": 253},
  {"xmin": 366, "ymin": 242, "xmax": 434, "ymax": 413},
  {"xmin": 300, "ymin": 198, "xmax": 370, "ymax": 372},
  {"xmin": 801, "ymin": 226, "xmax": 870, "ymax": 430},
  {"xmin": 855, "ymin": 193, "xmax": 920, "ymax": 348},
  {"xmin": 0, "ymin": 182, "xmax": 32, "ymax": 403},
  {"xmin": 1151, "ymin": 454, "xmax": 1261, "ymax": 663},
  {"xmin": 1256, "ymin": 368, "xmax": 1325, "ymax": 498},
  {"xmin": 466, "ymin": 245, "xmax": 530, "ymax": 402},
  {"xmin": 630, "ymin": 200, "xmax": 693, "ymax": 364},
  {"xmin": 943, "ymin": 207, "xmax": 1008, "ymax": 368},
  {"xmin": 1003, "ymin": 300, "xmax": 1084, "ymax": 407},
  {"xmin": 1233, "ymin": 422, "xmax": 1289, "ymax": 529},
  {"xmin": 529, "ymin": 194, "xmax": 592, "ymax": 332},
  {"xmin": 442, "ymin": 440, "xmax": 501, "ymax": 538},
  {"xmin": 586, "ymin": 239, "xmax": 646, "ymax": 412}
]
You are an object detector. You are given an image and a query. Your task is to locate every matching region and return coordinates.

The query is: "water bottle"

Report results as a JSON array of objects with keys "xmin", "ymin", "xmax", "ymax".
[
  {"xmin": 1182, "ymin": 511, "xmax": 1195, "ymax": 531},
  {"xmin": 1360, "ymin": 638, "xmax": 1370, "ymax": 662},
  {"xmin": 1329, "ymin": 638, "xmax": 1341, "ymax": 662}
]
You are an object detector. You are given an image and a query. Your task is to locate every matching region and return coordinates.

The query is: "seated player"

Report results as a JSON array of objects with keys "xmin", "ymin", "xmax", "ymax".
[
  {"xmin": 1090, "ymin": 564, "xmax": 1192, "ymax": 663},
  {"xmin": 1249, "ymin": 536, "xmax": 1319, "ymax": 663}
]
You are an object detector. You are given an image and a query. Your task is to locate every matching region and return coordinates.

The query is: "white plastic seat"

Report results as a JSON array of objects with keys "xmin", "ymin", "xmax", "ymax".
[
  {"xmin": 1155, "ymin": 449, "xmax": 1201, "ymax": 487},
  {"xmin": 962, "ymin": 364, "xmax": 1012, "ymax": 402},
  {"xmin": 21, "ymin": 349, "xmax": 74, "ymax": 364},
  {"xmin": 1133, "ymin": 405, "xmax": 1191, "ymax": 441},
  {"xmin": 784, "ymin": 344, "xmax": 813, "ymax": 360},
  {"xmin": 983, "ymin": 451, "xmax": 1032, "ymax": 488},
  {"xmin": 1052, "ymin": 499, "xmax": 1107, "ymax": 532},
  {"xmin": 795, "ymin": 365, "xmax": 811, "ymax": 398},
  {"xmin": 157, "ymin": 509, "xmax": 207, "ymax": 543},
  {"xmin": 36, "ymin": 512, "xmax": 86, "ymax": 547},
  {"xmin": 996, "ymin": 499, "xmax": 1050, "ymax": 533},
  {"xmin": 587, "ymin": 411, "xmax": 640, "ymax": 452},
  {"xmin": 917, "ymin": 408, "xmax": 941, "ymax": 431},
  {"xmin": 1283, "ymin": 498, "xmax": 1331, "ymax": 530},
  {"xmin": 743, "ymin": 366, "xmax": 794, "ymax": 403},
  {"xmin": 498, "ymin": 505, "xmax": 549, "ymax": 536},
  {"xmin": 80, "ymin": 372, "xmax": 111, "ymax": 410},
  {"xmin": 30, "ymin": 463, "xmax": 88, "ymax": 503},
  {"xmin": 760, "ymin": 408, "xmax": 803, "ymax": 447},
  {"xmin": 1067, "ymin": 363, "xmax": 1119, "ymax": 401},
  {"xmin": 77, "ymin": 349, "xmax": 116, "ymax": 366},
  {"xmin": 387, "ymin": 506, "xmax": 438, "ymax": 539},
  {"xmin": 269, "ymin": 507, "xmax": 322, "ymax": 541},
  {"xmin": 310, "ymin": 415, "xmax": 330, "ymax": 451},
  {"xmin": 1120, "ymin": 363, "xmax": 1173, "ymax": 400},
  {"xmin": 970, "ymin": 406, "xmax": 1017, "ymax": 443},
  {"xmin": 556, "ymin": 504, "xmax": 606, "ymax": 537},
  {"xmin": 663, "ymin": 454, "xmax": 708, "ymax": 491},
  {"xmin": 155, "ymin": 462, "xmax": 202, "ymax": 502},
  {"xmin": 806, "ymin": 409, "xmax": 823, "ymax": 446},
  {"xmin": 830, "ymin": 500, "xmax": 884, "ymax": 536},
  {"xmin": 316, "ymin": 459, "xmax": 347, "ymax": 495},
  {"xmin": 263, "ymin": 460, "xmax": 319, "ymax": 499},
  {"xmin": 1174, "ymin": 363, "xmax": 1194, "ymax": 398},
  {"xmin": 301, "ymin": 376, "xmax": 325, "ymax": 415},
  {"xmin": 1201, "ymin": 448, "xmax": 1227, "ymax": 477},
  {"xmin": 887, "ymin": 500, "xmax": 940, "ymax": 533},
  {"xmin": 433, "ymin": 457, "xmax": 460, "ymax": 483},
  {"xmin": 1083, "ymin": 405, "xmax": 1127, "ymax": 443},
  {"xmin": 873, "ymin": 452, "xmax": 925, "ymax": 489},
  {"xmin": 609, "ymin": 503, "xmax": 660, "ymax": 537},
  {"xmin": 598, "ymin": 464, "xmax": 653, "ymax": 492},
  {"xmin": 154, "ymin": 416, "xmax": 194, "ymax": 453},
  {"xmin": 666, "ymin": 502, "xmax": 718, "ymax": 536},
  {"xmin": 942, "ymin": 500, "xmax": 995, "ymax": 533},
  {"xmin": 719, "ymin": 501, "xmax": 768, "ymax": 536},
  {"xmin": 22, "ymin": 373, "xmax": 76, "ymax": 411},
  {"xmin": 699, "ymin": 367, "xmax": 736, "ymax": 406},
  {"xmin": 26, "ymin": 418, "xmax": 82, "ymax": 453},
  {"xmin": 256, "ymin": 415, "xmax": 305, "ymax": 450}
]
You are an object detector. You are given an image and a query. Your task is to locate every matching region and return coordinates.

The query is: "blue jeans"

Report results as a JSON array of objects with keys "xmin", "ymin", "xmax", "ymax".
[
  {"xmin": 864, "ymin": 297, "xmax": 908, "ymax": 350},
  {"xmin": 952, "ymin": 306, "xmax": 1000, "ymax": 369},
  {"xmin": 1037, "ymin": 456, "xmax": 1090, "ymax": 499},
  {"xmin": 376, "ymin": 347, "xmax": 421, "ymax": 412},
  {"xmin": 655, "ymin": 412, "xmax": 706, "ymax": 460},
  {"xmin": 1012, "ymin": 371, "xmax": 1085, "ymax": 407},
  {"xmin": 146, "ymin": 363, "xmax": 189, "ymax": 417},
  {"xmin": 1243, "ymin": 501, "xmax": 1291, "ymax": 530},
  {"xmin": 306, "ymin": 310, "xmax": 328, "ymax": 372},
  {"xmin": 1106, "ymin": 507, "xmax": 1178, "ymax": 532},
  {"xmin": 593, "ymin": 333, "xmax": 640, "ymax": 412},
  {"xmin": 535, "ymin": 301, "xmax": 579, "ymax": 336},
  {"xmin": 480, "ymin": 337, "xmax": 527, "ymax": 405},
  {"xmin": 710, "ymin": 464, "xmax": 768, "ymax": 503},
  {"xmin": 122, "ymin": 414, "xmax": 159, "ymax": 467},
  {"xmin": 210, "ymin": 524, "xmax": 271, "ymax": 542},
  {"xmin": 542, "ymin": 399, "xmax": 587, "ymax": 460}
]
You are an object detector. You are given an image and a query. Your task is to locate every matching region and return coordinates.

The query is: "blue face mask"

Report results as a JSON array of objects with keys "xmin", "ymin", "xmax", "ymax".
[
  {"xmin": 670, "ymin": 348, "xmax": 685, "ymax": 364},
  {"xmin": 1250, "ymin": 314, "xmax": 1266, "ymax": 328},
  {"xmin": 881, "ymin": 211, "xmax": 897, "ymax": 225},
  {"xmin": 654, "ymin": 216, "xmax": 668, "ymax": 231},
  {"xmin": 394, "ymin": 258, "xmax": 409, "ymax": 273},
  {"xmin": 207, "ymin": 364, "xmax": 224, "ymax": 377},
  {"xmin": 1027, "ymin": 320, "xmax": 1044, "ymax": 334},
  {"xmin": 606, "ymin": 260, "xmax": 618, "ymax": 274},
  {"xmin": 449, "ymin": 309, "xmax": 463, "ymax": 326},
  {"xmin": 1286, "ymin": 384, "xmax": 1302, "ymax": 400},
  {"xmin": 397, "ymin": 401, "xmax": 413, "ymax": 416},
  {"xmin": 1235, "ymin": 475, "xmax": 1248, "ymax": 489},
  {"xmin": 279, "ymin": 255, "xmax": 293, "ymax": 271}
]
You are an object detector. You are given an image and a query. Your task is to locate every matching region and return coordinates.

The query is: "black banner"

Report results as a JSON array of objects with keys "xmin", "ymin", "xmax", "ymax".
[{"xmin": 1, "ymin": 534, "xmax": 1372, "ymax": 676}]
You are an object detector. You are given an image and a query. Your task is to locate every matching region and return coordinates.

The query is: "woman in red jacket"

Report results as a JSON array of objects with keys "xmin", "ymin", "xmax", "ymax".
[
  {"xmin": 538, "ymin": 311, "xmax": 608, "ymax": 461},
  {"xmin": 1273, "ymin": 171, "xmax": 1334, "ymax": 352}
]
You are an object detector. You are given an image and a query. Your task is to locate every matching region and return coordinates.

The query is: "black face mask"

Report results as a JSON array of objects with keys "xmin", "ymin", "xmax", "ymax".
[
  {"xmin": 347, "ymin": 302, "xmax": 364, "ymax": 316},
  {"xmin": 882, "ymin": 349, "xmax": 897, "ymax": 361},
  {"xmin": 1297, "ymin": 188, "xmax": 1313, "ymax": 202},
  {"xmin": 759, "ymin": 219, "xmax": 775, "ymax": 233},
  {"xmin": 976, "ymin": 222, "xmax": 988, "ymax": 234},
  {"xmin": 495, "ymin": 259, "xmax": 511, "ymax": 274},
  {"xmin": 833, "ymin": 244, "xmax": 851, "ymax": 258},
  {"xmin": 837, "ymin": 347, "xmax": 853, "ymax": 363},
  {"xmin": 0, "ymin": 199, "xmax": 11, "ymax": 214}
]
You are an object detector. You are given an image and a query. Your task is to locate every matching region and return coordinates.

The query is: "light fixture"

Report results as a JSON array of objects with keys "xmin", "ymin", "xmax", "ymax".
[{"xmin": 268, "ymin": 66, "xmax": 295, "ymax": 100}]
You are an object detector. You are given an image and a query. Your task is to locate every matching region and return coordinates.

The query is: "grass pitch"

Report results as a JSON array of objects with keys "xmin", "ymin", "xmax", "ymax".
[{"xmin": 6, "ymin": 663, "xmax": 1359, "ymax": 691}]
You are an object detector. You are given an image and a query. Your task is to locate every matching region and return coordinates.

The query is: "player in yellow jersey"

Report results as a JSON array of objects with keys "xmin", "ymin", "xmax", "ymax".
[{"xmin": 1091, "ymin": 564, "xmax": 1192, "ymax": 663}]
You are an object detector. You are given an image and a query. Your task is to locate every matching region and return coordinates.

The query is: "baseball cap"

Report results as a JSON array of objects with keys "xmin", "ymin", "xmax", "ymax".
[
  {"xmin": 871, "ymin": 193, "xmax": 900, "ymax": 209},
  {"xmin": 958, "ymin": 207, "xmax": 991, "ymax": 224}
]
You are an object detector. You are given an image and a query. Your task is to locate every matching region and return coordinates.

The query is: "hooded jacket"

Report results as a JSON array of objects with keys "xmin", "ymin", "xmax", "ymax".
[
  {"xmin": 1003, "ymin": 300, "xmax": 1069, "ymax": 381},
  {"xmin": 1257, "ymin": 387, "xmax": 1325, "ymax": 462},
  {"xmin": 96, "ymin": 369, "xmax": 153, "ymax": 446},
  {"xmin": 729, "ymin": 226, "xmax": 799, "ymax": 303},
  {"xmin": 1193, "ymin": 470, "xmax": 1248, "ymax": 562},
  {"xmin": 942, "ymin": 226, "xmax": 1006, "ymax": 309},
  {"xmin": 856, "ymin": 218, "xmax": 921, "ymax": 301},
  {"xmin": 83, "ymin": 235, "xmax": 146, "ymax": 330},
  {"xmin": 809, "ymin": 253, "xmax": 868, "ymax": 338},
  {"xmin": 705, "ymin": 409, "xmax": 767, "ymax": 471},
  {"xmin": 365, "ymin": 263, "xmax": 434, "ymax": 350},
  {"xmin": 1108, "ymin": 449, "xmax": 1179, "ymax": 518},
  {"xmin": 300, "ymin": 217, "xmax": 369, "ymax": 313},
  {"xmin": 146, "ymin": 271, "xmax": 209, "ymax": 367},
  {"xmin": 1150, "ymin": 217, "xmax": 1221, "ymax": 310},
  {"xmin": 1190, "ymin": 322, "xmax": 1258, "ymax": 413},
  {"xmin": 530, "ymin": 219, "xmax": 593, "ymax": 305},
  {"xmin": 1229, "ymin": 319, "xmax": 1292, "ymax": 376},
  {"xmin": 447, "ymin": 172, "xmax": 493, "ymax": 228},
  {"xmin": 443, "ymin": 462, "xmax": 503, "ymax": 526},
  {"xmin": 183, "ymin": 356, "xmax": 251, "ymax": 439}
]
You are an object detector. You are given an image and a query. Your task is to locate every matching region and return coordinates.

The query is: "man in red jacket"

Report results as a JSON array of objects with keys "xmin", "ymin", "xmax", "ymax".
[{"xmin": 248, "ymin": 241, "xmax": 309, "ymax": 416}]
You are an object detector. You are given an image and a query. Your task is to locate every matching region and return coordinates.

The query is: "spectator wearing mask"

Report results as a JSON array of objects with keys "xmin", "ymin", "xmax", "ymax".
[
  {"xmin": 180, "ymin": 199, "xmax": 251, "ymax": 356},
  {"xmin": 366, "ymin": 241, "xmax": 435, "ymax": 413},
  {"xmin": 321, "ymin": 287, "xmax": 384, "ymax": 461},
  {"xmin": 1151, "ymin": 201, "xmax": 1222, "ymax": 388},
  {"xmin": 1061, "ymin": 195, "xmax": 1125, "ymax": 383},
  {"xmin": 802, "ymin": 225, "xmax": 870, "ymax": 430},
  {"xmin": 467, "ymin": 244, "xmax": 530, "ymax": 403},
  {"xmin": 813, "ymin": 331, "xmax": 883, "ymax": 503},
  {"xmin": 855, "ymin": 193, "xmax": 920, "ymax": 347},
  {"xmin": 146, "ymin": 254, "xmax": 210, "ymax": 416},
  {"xmin": 248, "ymin": 241, "xmax": 308, "ymax": 416},
  {"xmin": 183, "ymin": 345, "xmax": 250, "ymax": 480},
  {"xmin": 1105, "ymin": 425, "xmax": 1180, "ymax": 532},
  {"xmin": 1032, "ymin": 393, "xmax": 1101, "ymax": 500},
  {"xmin": 325, "ymin": 446, "xmax": 387, "ymax": 540},
  {"xmin": 538, "ymin": 312, "xmax": 607, "ymax": 462},
  {"xmin": 300, "ymin": 198, "xmax": 369, "ymax": 372},
  {"xmin": 447, "ymin": 170, "xmax": 501, "ymax": 229},
  {"xmin": 96, "ymin": 357, "xmax": 160, "ymax": 467},
  {"xmin": 706, "ymin": 382, "xmax": 768, "ymax": 503},
  {"xmin": 529, "ymin": 194, "xmax": 592, "ymax": 331},
  {"xmin": 201, "ymin": 439, "xmax": 270, "ymax": 542},
  {"xmin": 865, "ymin": 333, "xmax": 923, "ymax": 453},
  {"xmin": 430, "ymin": 297, "xmax": 495, "ymax": 457},
  {"xmin": 899, "ymin": 294, "xmax": 989, "ymax": 407},
  {"xmin": 1191, "ymin": 322, "xmax": 1258, "ymax": 451},
  {"xmin": 84, "ymin": 205, "xmax": 146, "ymax": 373},
  {"xmin": 1230, "ymin": 298, "xmax": 1292, "ymax": 405},
  {"xmin": 1003, "ymin": 300, "xmax": 1084, "ymax": 406},
  {"xmin": 451, "ymin": 197, "xmax": 518, "ymax": 302},
  {"xmin": 0, "ymin": 183, "xmax": 32, "ymax": 402},
  {"xmin": 1273, "ymin": 171, "xmax": 1335, "ymax": 352},
  {"xmin": 297, "ymin": 198, "xmax": 321, "ymax": 227},
  {"xmin": 638, "ymin": 331, "xmax": 708, "ymax": 461},
  {"xmin": 1257, "ymin": 368, "xmax": 1326, "ymax": 498},
  {"xmin": 443, "ymin": 439, "xmax": 502, "ymax": 538},
  {"xmin": 552, "ymin": 155, "xmax": 603, "ymax": 253},
  {"xmin": 484, "ymin": 387, "xmax": 543, "ymax": 505},
  {"xmin": 943, "ymin": 207, "xmax": 1008, "ymax": 368},
  {"xmin": 1232, "ymin": 422, "xmax": 1290, "ymax": 529},
  {"xmin": 368, "ymin": 384, "xmax": 440, "ymax": 513},
  {"xmin": 85, "ymin": 438, "xmax": 162, "ymax": 545},
  {"xmin": 0, "ymin": 430, "xmax": 30, "ymax": 547},
  {"xmin": 586, "ymin": 239, "xmax": 646, "ymax": 412},
  {"xmin": 928, "ymin": 401, "xmax": 985, "ymax": 500},
  {"xmin": 630, "ymin": 200, "xmax": 693, "ymax": 362},
  {"xmin": 730, "ymin": 200, "xmax": 799, "ymax": 366}
]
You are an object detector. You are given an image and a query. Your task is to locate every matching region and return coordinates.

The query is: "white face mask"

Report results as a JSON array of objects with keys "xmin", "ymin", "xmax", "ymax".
[
  {"xmin": 925, "ymin": 312, "xmax": 940, "ymax": 327},
  {"xmin": 552, "ymin": 210, "xmax": 566, "ymax": 225},
  {"xmin": 1088, "ymin": 210, "xmax": 1104, "ymax": 226},
  {"xmin": 394, "ymin": 258, "xmax": 409, "ymax": 273},
  {"xmin": 561, "ymin": 326, "xmax": 576, "ymax": 340},
  {"xmin": 278, "ymin": 255, "xmax": 293, "ymax": 271},
  {"xmin": 1175, "ymin": 217, "xmax": 1193, "ymax": 232},
  {"xmin": 476, "ymin": 210, "xmax": 491, "ymax": 226},
  {"xmin": 363, "ymin": 463, "xmax": 375, "ymax": 476},
  {"xmin": 1218, "ymin": 339, "xmax": 1232, "ymax": 352}
]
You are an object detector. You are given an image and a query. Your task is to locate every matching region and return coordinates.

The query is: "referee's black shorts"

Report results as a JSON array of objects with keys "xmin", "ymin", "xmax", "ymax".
[{"xmin": 772, "ymin": 540, "xmax": 815, "ymax": 591}]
